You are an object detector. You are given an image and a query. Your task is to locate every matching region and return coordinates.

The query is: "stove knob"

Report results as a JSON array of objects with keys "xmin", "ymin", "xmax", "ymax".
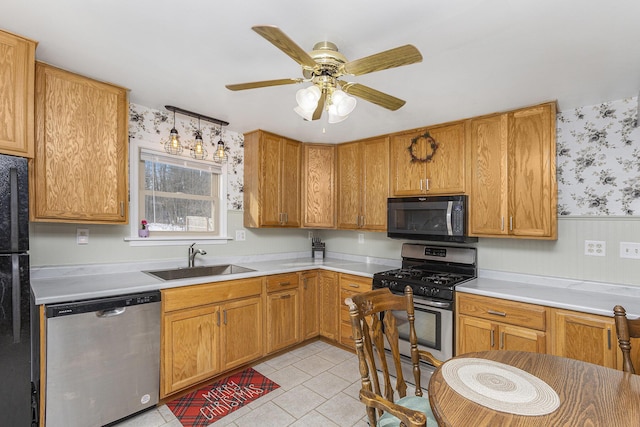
[{"xmin": 431, "ymin": 288, "xmax": 440, "ymax": 296}]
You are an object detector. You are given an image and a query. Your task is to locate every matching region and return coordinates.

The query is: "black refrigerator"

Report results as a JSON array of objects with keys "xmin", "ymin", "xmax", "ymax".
[{"xmin": 0, "ymin": 153, "xmax": 38, "ymax": 426}]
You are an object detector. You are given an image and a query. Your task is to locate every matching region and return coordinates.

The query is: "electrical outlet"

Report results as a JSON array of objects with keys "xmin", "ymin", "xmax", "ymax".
[
  {"xmin": 358, "ymin": 233, "xmax": 365, "ymax": 244},
  {"xmin": 620, "ymin": 242, "xmax": 640, "ymax": 259},
  {"xmin": 235, "ymin": 230, "xmax": 246, "ymax": 241},
  {"xmin": 77, "ymin": 228, "xmax": 89, "ymax": 245},
  {"xmin": 584, "ymin": 240, "xmax": 605, "ymax": 256}
]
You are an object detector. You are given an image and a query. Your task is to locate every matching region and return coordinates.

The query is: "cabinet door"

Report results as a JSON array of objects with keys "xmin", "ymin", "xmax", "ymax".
[
  {"xmin": 33, "ymin": 62, "xmax": 128, "ymax": 223},
  {"xmin": 508, "ymin": 103, "xmax": 556, "ymax": 238},
  {"xmin": 281, "ymin": 138, "xmax": 301, "ymax": 227},
  {"xmin": 0, "ymin": 30, "xmax": 36, "ymax": 158},
  {"xmin": 468, "ymin": 114, "xmax": 509, "ymax": 236},
  {"xmin": 426, "ymin": 122, "xmax": 466, "ymax": 194},
  {"xmin": 389, "ymin": 129, "xmax": 428, "ymax": 196},
  {"xmin": 162, "ymin": 305, "xmax": 220, "ymax": 397},
  {"xmin": 260, "ymin": 132, "xmax": 284, "ymax": 226},
  {"xmin": 552, "ymin": 309, "xmax": 616, "ymax": 368},
  {"xmin": 319, "ymin": 271, "xmax": 339, "ymax": 341},
  {"xmin": 300, "ymin": 272, "xmax": 320, "ymax": 340},
  {"xmin": 266, "ymin": 289, "xmax": 300, "ymax": 354},
  {"xmin": 457, "ymin": 315, "xmax": 494, "ymax": 354},
  {"xmin": 221, "ymin": 296, "xmax": 263, "ymax": 371},
  {"xmin": 336, "ymin": 141, "xmax": 362, "ymax": 229},
  {"xmin": 361, "ymin": 137, "xmax": 389, "ymax": 231},
  {"xmin": 499, "ymin": 324, "xmax": 546, "ymax": 353},
  {"xmin": 302, "ymin": 144, "xmax": 336, "ymax": 228}
]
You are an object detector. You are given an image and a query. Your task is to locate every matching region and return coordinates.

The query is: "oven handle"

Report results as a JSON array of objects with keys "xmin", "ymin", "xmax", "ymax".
[{"xmin": 414, "ymin": 299, "xmax": 452, "ymax": 310}]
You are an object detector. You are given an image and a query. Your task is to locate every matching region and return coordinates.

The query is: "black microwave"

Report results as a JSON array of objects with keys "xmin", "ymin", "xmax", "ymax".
[{"xmin": 387, "ymin": 195, "xmax": 477, "ymax": 243}]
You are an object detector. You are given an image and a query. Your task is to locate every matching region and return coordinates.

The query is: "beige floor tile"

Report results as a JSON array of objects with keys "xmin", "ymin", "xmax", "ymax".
[
  {"xmin": 266, "ymin": 364, "xmax": 312, "ymax": 391},
  {"xmin": 271, "ymin": 384, "xmax": 326, "ymax": 418},
  {"xmin": 316, "ymin": 346, "xmax": 355, "ymax": 364},
  {"xmin": 113, "ymin": 408, "xmax": 169, "ymax": 427},
  {"xmin": 232, "ymin": 401, "xmax": 296, "ymax": 427},
  {"xmin": 328, "ymin": 356, "xmax": 361, "ymax": 383},
  {"xmin": 264, "ymin": 351, "xmax": 302, "ymax": 370},
  {"xmin": 303, "ymin": 370, "xmax": 351, "ymax": 399},
  {"xmin": 245, "ymin": 386, "xmax": 285, "ymax": 409},
  {"xmin": 289, "ymin": 410, "xmax": 340, "ymax": 427},
  {"xmin": 293, "ymin": 354, "xmax": 336, "ymax": 376},
  {"xmin": 316, "ymin": 392, "xmax": 365, "ymax": 427}
]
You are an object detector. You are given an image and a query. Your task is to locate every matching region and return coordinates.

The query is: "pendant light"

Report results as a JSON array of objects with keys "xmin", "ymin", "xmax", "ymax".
[
  {"xmin": 190, "ymin": 118, "xmax": 208, "ymax": 160},
  {"xmin": 164, "ymin": 110, "xmax": 183, "ymax": 155},
  {"xmin": 213, "ymin": 125, "xmax": 228, "ymax": 163}
]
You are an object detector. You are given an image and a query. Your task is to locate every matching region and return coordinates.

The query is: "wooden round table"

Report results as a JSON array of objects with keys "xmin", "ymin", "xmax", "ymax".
[{"xmin": 428, "ymin": 350, "xmax": 640, "ymax": 426}]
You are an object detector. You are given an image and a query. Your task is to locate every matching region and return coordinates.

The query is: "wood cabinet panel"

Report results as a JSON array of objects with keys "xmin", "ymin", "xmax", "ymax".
[
  {"xmin": 319, "ymin": 270, "xmax": 339, "ymax": 341},
  {"xmin": 457, "ymin": 293, "xmax": 547, "ymax": 331},
  {"xmin": 32, "ymin": 62, "xmax": 128, "ymax": 223},
  {"xmin": 162, "ymin": 278, "xmax": 262, "ymax": 312},
  {"xmin": 552, "ymin": 309, "xmax": 616, "ymax": 369},
  {"xmin": 390, "ymin": 122, "xmax": 466, "ymax": 196},
  {"xmin": 220, "ymin": 296, "xmax": 263, "ymax": 371},
  {"xmin": 302, "ymin": 144, "xmax": 336, "ymax": 228},
  {"xmin": 339, "ymin": 274, "xmax": 372, "ymax": 348},
  {"xmin": 300, "ymin": 271, "xmax": 320, "ymax": 340},
  {"xmin": 468, "ymin": 102, "xmax": 557, "ymax": 239},
  {"xmin": 266, "ymin": 289, "xmax": 300, "ymax": 354},
  {"xmin": 162, "ymin": 304, "xmax": 219, "ymax": 397},
  {"xmin": 244, "ymin": 130, "xmax": 301, "ymax": 228},
  {"xmin": 0, "ymin": 30, "xmax": 36, "ymax": 158},
  {"xmin": 337, "ymin": 137, "xmax": 389, "ymax": 231}
]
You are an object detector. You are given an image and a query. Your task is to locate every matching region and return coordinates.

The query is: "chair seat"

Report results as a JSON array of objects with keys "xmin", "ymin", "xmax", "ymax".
[{"xmin": 377, "ymin": 395, "xmax": 437, "ymax": 427}]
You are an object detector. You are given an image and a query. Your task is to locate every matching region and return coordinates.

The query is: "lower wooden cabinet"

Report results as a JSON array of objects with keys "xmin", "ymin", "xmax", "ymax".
[
  {"xmin": 265, "ymin": 273, "xmax": 300, "ymax": 354},
  {"xmin": 339, "ymin": 274, "xmax": 372, "ymax": 348},
  {"xmin": 300, "ymin": 271, "xmax": 320, "ymax": 340},
  {"xmin": 456, "ymin": 293, "xmax": 548, "ymax": 355},
  {"xmin": 160, "ymin": 278, "xmax": 263, "ymax": 398},
  {"xmin": 319, "ymin": 271, "xmax": 339, "ymax": 341},
  {"xmin": 551, "ymin": 309, "xmax": 617, "ymax": 369}
]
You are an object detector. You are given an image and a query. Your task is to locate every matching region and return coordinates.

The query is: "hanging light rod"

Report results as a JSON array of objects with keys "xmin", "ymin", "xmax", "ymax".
[{"xmin": 164, "ymin": 105, "xmax": 229, "ymax": 127}]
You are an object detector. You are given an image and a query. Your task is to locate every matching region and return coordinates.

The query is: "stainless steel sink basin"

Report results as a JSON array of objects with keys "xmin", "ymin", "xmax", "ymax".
[{"xmin": 144, "ymin": 264, "xmax": 255, "ymax": 281}]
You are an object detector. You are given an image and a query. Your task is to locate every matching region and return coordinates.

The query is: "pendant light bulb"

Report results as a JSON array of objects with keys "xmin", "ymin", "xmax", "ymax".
[{"xmin": 164, "ymin": 110, "xmax": 183, "ymax": 155}]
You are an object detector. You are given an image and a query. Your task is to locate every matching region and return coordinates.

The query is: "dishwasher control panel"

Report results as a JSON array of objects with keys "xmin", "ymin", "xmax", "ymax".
[{"xmin": 46, "ymin": 291, "xmax": 161, "ymax": 317}]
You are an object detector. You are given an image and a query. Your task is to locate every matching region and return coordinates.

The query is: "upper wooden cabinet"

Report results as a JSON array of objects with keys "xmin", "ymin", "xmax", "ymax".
[
  {"xmin": 32, "ymin": 62, "xmax": 128, "ymax": 223},
  {"xmin": 0, "ymin": 30, "xmax": 36, "ymax": 158},
  {"xmin": 337, "ymin": 136, "xmax": 389, "ymax": 231},
  {"xmin": 390, "ymin": 121, "xmax": 466, "ymax": 196},
  {"xmin": 467, "ymin": 102, "xmax": 557, "ymax": 239},
  {"xmin": 302, "ymin": 143, "xmax": 335, "ymax": 228},
  {"xmin": 244, "ymin": 130, "xmax": 301, "ymax": 228}
]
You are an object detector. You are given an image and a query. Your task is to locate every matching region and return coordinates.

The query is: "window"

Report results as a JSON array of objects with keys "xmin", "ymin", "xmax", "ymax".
[{"xmin": 129, "ymin": 147, "xmax": 228, "ymax": 243}]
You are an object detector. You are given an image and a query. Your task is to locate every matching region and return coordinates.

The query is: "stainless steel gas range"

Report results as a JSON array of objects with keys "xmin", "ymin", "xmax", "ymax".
[{"xmin": 372, "ymin": 243, "xmax": 477, "ymax": 384}]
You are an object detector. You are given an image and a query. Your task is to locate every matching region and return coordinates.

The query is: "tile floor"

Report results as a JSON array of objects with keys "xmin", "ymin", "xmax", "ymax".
[{"xmin": 114, "ymin": 340, "xmax": 377, "ymax": 427}]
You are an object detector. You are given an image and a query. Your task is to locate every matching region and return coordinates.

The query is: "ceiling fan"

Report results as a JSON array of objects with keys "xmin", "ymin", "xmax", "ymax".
[{"xmin": 226, "ymin": 25, "xmax": 423, "ymax": 122}]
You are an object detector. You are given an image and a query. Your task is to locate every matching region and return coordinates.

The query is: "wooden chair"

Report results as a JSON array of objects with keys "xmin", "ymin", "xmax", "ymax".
[
  {"xmin": 613, "ymin": 305, "xmax": 640, "ymax": 374},
  {"xmin": 346, "ymin": 287, "xmax": 443, "ymax": 427}
]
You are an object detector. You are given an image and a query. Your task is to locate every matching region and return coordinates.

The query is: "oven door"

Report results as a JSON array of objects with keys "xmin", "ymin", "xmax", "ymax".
[{"xmin": 389, "ymin": 298, "xmax": 454, "ymax": 363}]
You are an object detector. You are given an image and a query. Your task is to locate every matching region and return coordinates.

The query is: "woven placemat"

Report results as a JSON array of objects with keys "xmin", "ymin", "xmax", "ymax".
[{"xmin": 441, "ymin": 357, "xmax": 560, "ymax": 416}]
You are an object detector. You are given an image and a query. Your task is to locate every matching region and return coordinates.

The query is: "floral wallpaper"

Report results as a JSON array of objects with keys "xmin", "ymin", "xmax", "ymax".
[
  {"xmin": 557, "ymin": 97, "xmax": 640, "ymax": 216},
  {"xmin": 128, "ymin": 103, "xmax": 245, "ymax": 210},
  {"xmin": 129, "ymin": 97, "xmax": 640, "ymax": 216}
]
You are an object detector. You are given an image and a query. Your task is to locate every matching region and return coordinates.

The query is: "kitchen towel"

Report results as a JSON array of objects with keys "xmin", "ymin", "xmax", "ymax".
[{"xmin": 166, "ymin": 367, "xmax": 280, "ymax": 426}]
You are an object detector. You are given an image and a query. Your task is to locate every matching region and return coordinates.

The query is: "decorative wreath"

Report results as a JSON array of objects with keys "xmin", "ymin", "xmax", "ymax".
[{"xmin": 408, "ymin": 131, "xmax": 439, "ymax": 163}]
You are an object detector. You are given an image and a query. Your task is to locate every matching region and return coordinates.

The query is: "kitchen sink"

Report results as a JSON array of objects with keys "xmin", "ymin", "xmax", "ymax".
[{"xmin": 144, "ymin": 264, "xmax": 256, "ymax": 281}]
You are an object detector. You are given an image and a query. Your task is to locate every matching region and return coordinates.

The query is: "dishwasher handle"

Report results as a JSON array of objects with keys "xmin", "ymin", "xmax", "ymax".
[{"xmin": 96, "ymin": 307, "xmax": 126, "ymax": 318}]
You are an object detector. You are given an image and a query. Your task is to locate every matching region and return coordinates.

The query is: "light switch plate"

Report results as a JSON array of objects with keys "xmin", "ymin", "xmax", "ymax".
[
  {"xmin": 620, "ymin": 242, "xmax": 640, "ymax": 259},
  {"xmin": 77, "ymin": 228, "xmax": 89, "ymax": 245},
  {"xmin": 358, "ymin": 233, "xmax": 365, "ymax": 244}
]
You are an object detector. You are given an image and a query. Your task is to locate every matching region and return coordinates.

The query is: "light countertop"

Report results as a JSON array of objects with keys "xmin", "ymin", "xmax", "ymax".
[{"xmin": 31, "ymin": 252, "xmax": 640, "ymax": 319}]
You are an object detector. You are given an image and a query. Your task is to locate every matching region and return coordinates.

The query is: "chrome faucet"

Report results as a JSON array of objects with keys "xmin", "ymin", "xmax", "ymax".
[{"xmin": 188, "ymin": 243, "xmax": 207, "ymax": 267}]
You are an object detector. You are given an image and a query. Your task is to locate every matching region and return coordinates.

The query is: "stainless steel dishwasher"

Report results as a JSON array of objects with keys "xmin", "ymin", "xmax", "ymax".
[{"xmin": 45, "ymin": 291, "xmax": 161, "ymax": 427}]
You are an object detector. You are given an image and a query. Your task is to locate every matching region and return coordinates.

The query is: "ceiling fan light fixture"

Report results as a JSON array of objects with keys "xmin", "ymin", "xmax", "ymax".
[
  {"xmin": 295, "ymin": 85, "xmax": 321, "ymax": 111},
  {"xmin": 327, "ymin": 105, "xmax": 349, "ymax": 123},
  {"xmin": 294, "ymin": 105, "xmax": 315, "ymax": 121},
  {"xmin": 331, "ymin": 89, "xmax": 357, "ymax": 116}
]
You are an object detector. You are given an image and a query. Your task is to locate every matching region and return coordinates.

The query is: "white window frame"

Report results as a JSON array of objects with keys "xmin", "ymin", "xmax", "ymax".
[{"xmin": 126, "ymin": 142, "xmax": 230, "ymax": 246}]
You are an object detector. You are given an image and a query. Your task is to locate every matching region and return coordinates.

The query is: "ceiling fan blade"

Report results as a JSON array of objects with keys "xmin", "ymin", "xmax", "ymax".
[
  {"xmin": 340, "ymin": 81, "xmax": 406, "ymax": 111},
  {"xmin": 225, "ymin": 78, "xmax": 303, "ymax": 91},
  {"xmin": 311, "ymin": 92, "xmax": 326, "ymax": 120},
  {"xmin": 252, "ymin": 25, "xmax": 318, "ymax": 70},
  {"xmin": 340, "ymin": 45, "xmax": 422, "ymax": 76}
]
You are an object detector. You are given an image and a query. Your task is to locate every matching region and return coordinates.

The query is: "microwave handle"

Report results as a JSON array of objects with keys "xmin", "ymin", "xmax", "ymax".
[{"xmin": 446, "ymin": 201, "xmax": 453, "ymax": 235}]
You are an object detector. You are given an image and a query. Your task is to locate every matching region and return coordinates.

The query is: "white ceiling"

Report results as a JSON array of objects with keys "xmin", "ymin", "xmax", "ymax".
[{"xmin": 3, "ymin": 0, "xmax": 640, "ymax": 143}]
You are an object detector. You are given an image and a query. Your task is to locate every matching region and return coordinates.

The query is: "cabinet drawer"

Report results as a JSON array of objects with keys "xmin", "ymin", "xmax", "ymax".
[
  {"xmin": 162, "ymin": 277, "xmax": 263, "ymax": 312},
  {"xmin": 341, "ymin": 321, "xmax": 356, "ymax": 348},
  {"xmin": 457, "ymin": 293, "xmax": 547, "ymax": 331},
  {"xmin": 339, "ymin": 274, "xmax": 372, "ymax": 292},
  {"xmin": 266, "ymin": 273, "xmax": 299, "ymax": 293}
]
